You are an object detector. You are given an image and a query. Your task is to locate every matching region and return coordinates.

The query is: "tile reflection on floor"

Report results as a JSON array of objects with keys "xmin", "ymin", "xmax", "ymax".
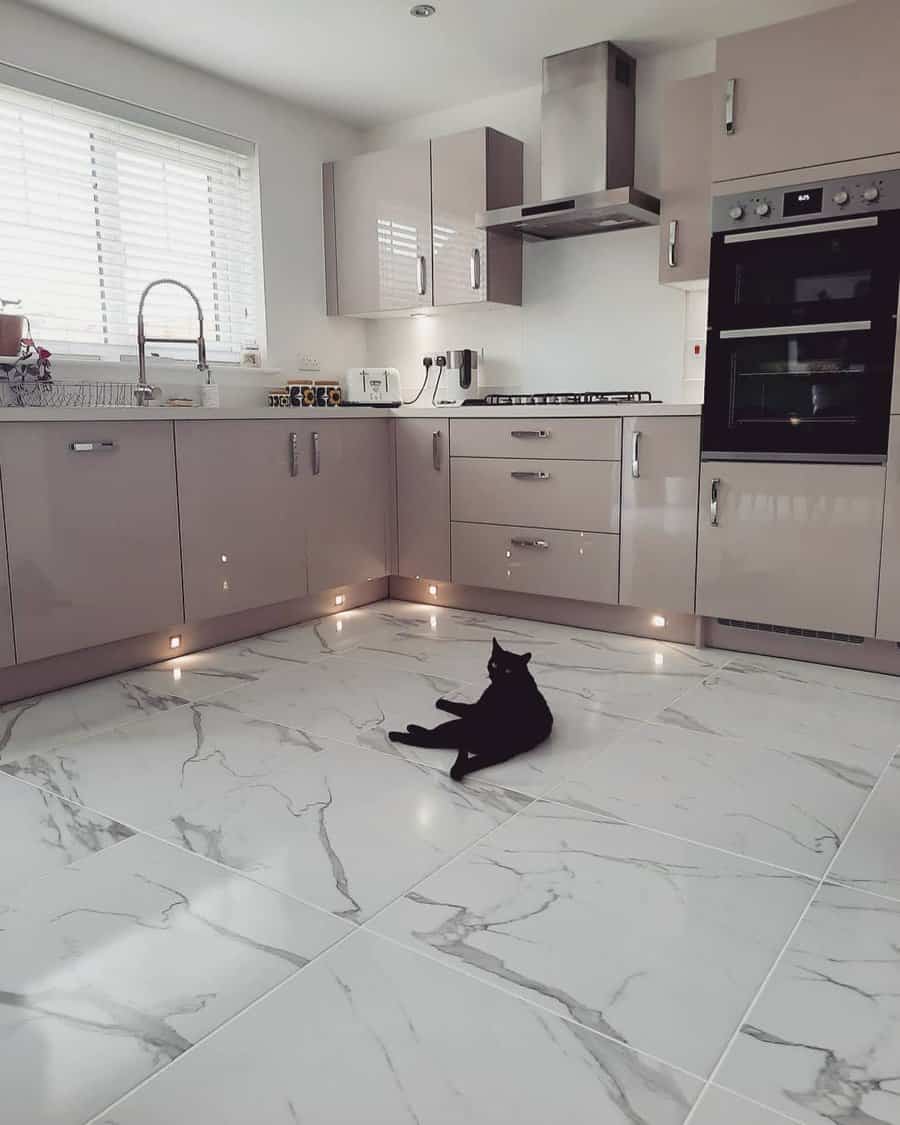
[{"xmin": 0, "ymin": 600, "xmax": 898, "ymax": 1124}]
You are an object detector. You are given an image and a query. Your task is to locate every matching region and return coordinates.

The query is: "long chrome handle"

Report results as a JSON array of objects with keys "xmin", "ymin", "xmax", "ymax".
[
  {"xmin": 720, "ymin": 320, "xmax": 871, "ymax": 340},
  {"xmin": 667, "ymin": 220, "xmax": 678, "ymax": 268},
  {"xmin": 290, "ymin": 432, "xmax": 298, "ymax": 477},
  {"xmin": 510, "ymin": 537, "xmax": 550, "ymax": 550},
  {"xmin": 70, "ymin": 441, "xmax": 118, "ymax": 453},
  {"xmin": 510, "ymin": 470, "xmax": 551, "ymax": 481},
  {"xmin": 631, "ymin": 430, "xmax": 641, "ymax": 479},
  {"xmin": 724, "ymin": 78, "xmax": 736, "ymax": 135},
  {"xmin": 724, "ymin": 216, "xmax": 878, "ymax": 244},
  {"xmin": 312, "ymin": 431, "xmax": 321, "ymax": 476},
  {"xmin": 710, "ymin": 477, "xmax": 720, "ymax": 526},
  {"xmin": 416, "ymin": 255, "xmax": 427, "ymax": 297},
  {"xmin": 432, "ymin": 430, "xmax": 442, "ymax": 471},
  {"xmin": 470, "ymin": 248, "xmax": 481, "ymax": 290},
  {"xmin": 510, "ymin": 429, "xmax": 551, "ymax": 439}
]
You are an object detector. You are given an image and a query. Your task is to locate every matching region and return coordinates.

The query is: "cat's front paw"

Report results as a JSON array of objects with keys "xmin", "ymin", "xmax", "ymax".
[
  {"xmin": 435, "ymin": 698, "xmax": 456, "ymax": 713},
  {"xmin": 388, "ymin": 730, "xmax": 413, "ymax": 745}
]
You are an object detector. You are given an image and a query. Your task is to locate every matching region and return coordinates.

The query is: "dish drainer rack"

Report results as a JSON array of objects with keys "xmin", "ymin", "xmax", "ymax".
[{"xmin": 0, "ymin": 381, "xmax": 145, "ymax": 408}]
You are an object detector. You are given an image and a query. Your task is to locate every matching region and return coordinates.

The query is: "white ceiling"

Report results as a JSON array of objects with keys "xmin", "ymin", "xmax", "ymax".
[{"xmin": 25, "ymin": 0, "xmax": 846, "ymax": 127}]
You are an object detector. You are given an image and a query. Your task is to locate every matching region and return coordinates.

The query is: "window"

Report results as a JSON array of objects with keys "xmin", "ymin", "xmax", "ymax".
[{"xmin": 0, "ymin": 82, "xmax": 259, "ymax": 363}]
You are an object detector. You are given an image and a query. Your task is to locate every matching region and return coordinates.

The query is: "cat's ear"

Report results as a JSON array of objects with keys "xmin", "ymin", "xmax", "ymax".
[
  {"xmin": 491, "ymin": 637, "xmax": 501, "ymax": 654},
  {"xmin": 521, "ymin": 652, "xmax": 532, "ymax": 665}
]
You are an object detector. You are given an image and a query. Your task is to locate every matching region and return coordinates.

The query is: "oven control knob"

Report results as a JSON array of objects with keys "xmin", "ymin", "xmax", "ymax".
[
  {"xmin": 833, "ymin": 190, "xmax": 850, "ymax": 206},
  {"xmin": 729, "ymin": 205, "xmax": 744, "ymax": 221},
  {"xmin": 754, "ymin": 202, "xmax": 771, "ymax": 217},
  {"xmin": 863, "ymin": 186, "xmax": 880, "ymax": 203}
]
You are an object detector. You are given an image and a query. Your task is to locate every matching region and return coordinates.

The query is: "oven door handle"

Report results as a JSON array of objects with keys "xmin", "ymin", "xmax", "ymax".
[
  {"xmin": 724, "ymin": 215, "xmax": 878, "ymax": 244},
  {"xmin": 720, "ymin": 320, "xmax": 871, "ymax": 340}
]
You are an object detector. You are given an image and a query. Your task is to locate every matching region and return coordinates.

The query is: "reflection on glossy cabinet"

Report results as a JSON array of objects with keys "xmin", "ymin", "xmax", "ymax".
[
  {"xmin": 712, "ymin": 0, "xmax": 900, "ymax": 183},
  {"xmin": 306, "ymin": 420, "xmax": 392, "ymax": 593},
  {"xmin": 0, "ymin": 475, "xmax": 14, "ymax": 668},
  {"xmin": 696, "ymin": 462, "xmax": 884, "ymax": 636},
  {"xmin": 659, "ymin": 74, "xmax": 713, "ymax": 286},
  {"xmin": 431, "ymin": 128, "xmax": 523, "ymax": 308},
  {"xmin": 0, "ymin": 422, "xmax": 183, "ymax": 663},
  {"xmin": 177, "ymin": 421, "xmax": 310, "ymax": 623},
  {"xmin": 876, "ymin": 419, "xmax": 900, "ymax": 640},
  {"xmin": 620, "ymin": 418, "xmax": 700, "ymax": 615},
  {"xmin": 328, "ymin": 141, "xmax": 433, "ymax": 315},
  {"xmin": 396, "ymin": 419, "xmax": 450, "ymax": 582}
]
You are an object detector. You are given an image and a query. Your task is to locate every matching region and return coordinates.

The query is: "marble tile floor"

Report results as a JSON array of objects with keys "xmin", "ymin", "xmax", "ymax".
[{"xmin": 1, "ymin": 599, "xmax": 899, "ymax": 1124}]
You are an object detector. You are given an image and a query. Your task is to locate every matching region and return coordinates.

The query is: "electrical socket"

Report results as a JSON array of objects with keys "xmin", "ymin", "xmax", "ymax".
[{"xmin": 297, "ymin": 354, "xmax": 321, "ymax": 372}]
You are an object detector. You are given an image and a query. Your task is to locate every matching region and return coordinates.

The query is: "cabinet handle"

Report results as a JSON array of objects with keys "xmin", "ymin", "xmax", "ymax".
[
  {"xmin": 416, "ymin": 255, "xmax": 427, "ymax": 297},
  {"xmin": 667, "ymin": 220, "xmax": 678, "ymax": 268},
  {"xmin": 312, "ymin": 431, "xmax": 321, "ymax": 476},
  {"xmin": 69, "ymin": 441, "xmax": 118, "ymax": 453},
  {"xmin": 432, "ymin": 430, "xmax": 442, "ymax": 471},
  {"xmin": 724, "ymin": 78, "xmax": 736, "ymax": 135},
  {"xmin": 710, "ymin": 477, "xmax": 720, "ymax": 526},
  {"xmin": 289, "ymin": 431, "xmax": 299, "ymax": 477},
  {"xmin": 631, "ymin": 430, "xmax": 641, "ymax": 479},
  {"xmin": 510, "ymin": 429, "xmax": 551, "ymax": 439},
  {"xmin": 510, "ymin": 537, "xmax": 550, "ymax": 550},
  {"xmin": 510, "ymin": 470, "xmax": 551, "ymax": 481},
  {"xmin": 470, "ymin": 248, "xmax": 481, "ymax": 291}
]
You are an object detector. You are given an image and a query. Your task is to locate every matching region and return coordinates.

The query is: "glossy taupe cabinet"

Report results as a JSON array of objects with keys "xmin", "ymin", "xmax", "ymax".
[
  {"xmin": 712, "ymin": 0, "xmax": 900, "ymax": 183},
  {"xmin": 658, "ymin": 74, "xmax": 713, "ymax": 286},
  {"xmin": 0, "ymin": 422, "xmax": 183, "ymax": 663},
  {"xmin": 306, "ymin": 420, "xmax": 393, "ymax": 593},
  {"xmin": 620, "ymin": 417, "xmax": 700, "ymax": 616},
  {"xmin": 431, "ymin": 128, "xmax": 523, "ymax": 308},
  {"xmin": 177, "ymin": 420, "xmax": 311, "ymax": 622},
  {"xmin": 0, "ymin": 474, "xmax": 14, "ymax": 668},
  {"xmin": 876, "ymin": 418, "xmax": 900, "ymax": 641},
  {"xmin": 396, "ymin": 419, "xmax": 450, "ymax": 582},
  {"xmin": 696, "ymin": 462, "xmax": 885, "ymax": 637}
]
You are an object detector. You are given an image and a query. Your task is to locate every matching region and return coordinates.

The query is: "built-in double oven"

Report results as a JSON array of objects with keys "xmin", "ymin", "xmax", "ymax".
[{"xmin": 702, "ymin": 170, "xmax": 900, "ymax": 462}]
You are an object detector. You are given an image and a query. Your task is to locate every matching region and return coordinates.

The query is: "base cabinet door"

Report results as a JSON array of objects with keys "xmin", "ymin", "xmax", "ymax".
[
  {"xmin": 696, "ymin": 462, "xmax": 885, "ymax": 636},
  {"xmin": 307, "ymin": 420, "xmax": 392, "ymax": 593},
  {"xmin": 876, "ymin": 419, "xmax": 900, "ymax": 640},
  {"xmin": 177, "ymin": 421, "xmax": 309, "ymax": 622},
  {"xmin": 396, "ymin": 419, "xmax": 450, "ymax": 581},
  {"xmin": 620, "ymin": 417, "xmax": 700, "ymax": 615},
  {"xmin": 0, "ymin": 475, "xmax": 14, "ymax": 668},
  {"xmin": 1, "ymin": 422, "xmax": 183, "ymax": 663}
]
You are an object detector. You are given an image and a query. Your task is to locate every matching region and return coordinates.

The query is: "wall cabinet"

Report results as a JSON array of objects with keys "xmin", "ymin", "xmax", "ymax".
[
  {"xmin": 876, "ymin": 418, "xmax": 900, "ymax": 641},
  {"xmin": 325, "ymin": 128, "xmax": 523, "ymax": 317},
  {"xmin": 712, "ymin": 0, "xmax": 900, "ymax": 183},
  {"xmin": 306, "ymin": 419, "xmax": 393, "ymax": 593},
  {"xmin": 0, "ymin": 422, "xmax": 183, "ymax": 663},
  {"xmin": 659, "ymin": 74, "xmax": 713, "ymax": 286},
  {"xmin": 620, "ymin": 417, "xmax": 700, "ymax": 615},
  {"xmin": 0, "ymin": 474, "xmax": 14, "ymax": 669},
  {"xmin": 696, "ymin": 462, "xmax": 885, "ymax": 637},
  {"xmin": 396, "ymin": 419, "xmax": 450, "ymax": 582},
  {"xmin": 431, "ymin": 128, "xmax": 523, "ymax": 308},
  {"xmin": 177, "ymin": 421, "xmax": 311, "ymax": 623}
]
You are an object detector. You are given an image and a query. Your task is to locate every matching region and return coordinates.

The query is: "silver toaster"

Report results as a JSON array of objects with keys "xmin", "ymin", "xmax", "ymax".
[{"xmin": 343, "ymin": 368, "xmax": 402, "ymax": 406}]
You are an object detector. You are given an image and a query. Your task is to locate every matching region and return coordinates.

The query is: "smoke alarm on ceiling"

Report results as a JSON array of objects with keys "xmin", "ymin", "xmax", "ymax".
[{"xmin": 410, "ymin": 4, "xmax": 436, "ymax": 16}]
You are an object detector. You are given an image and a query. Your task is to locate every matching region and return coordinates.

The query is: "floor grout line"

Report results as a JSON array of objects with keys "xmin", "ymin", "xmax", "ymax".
[{"xmin": 679, "ymin": 741, "xmax": 900, "ymax": 1125}]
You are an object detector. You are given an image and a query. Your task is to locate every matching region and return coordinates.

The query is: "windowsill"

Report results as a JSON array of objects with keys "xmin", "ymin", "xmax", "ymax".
[{"xmin": 46, "ymin": 357, "xmax": 283, "ymax": 379}]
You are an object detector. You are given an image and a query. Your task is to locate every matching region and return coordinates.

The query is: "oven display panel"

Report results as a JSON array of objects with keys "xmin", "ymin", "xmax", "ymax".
[{"xmin": 782, "ymin": 186, "xmax": 824, "ymax": 217}]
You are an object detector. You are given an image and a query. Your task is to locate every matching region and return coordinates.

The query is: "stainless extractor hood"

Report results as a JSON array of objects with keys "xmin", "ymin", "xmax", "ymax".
[{"xmin": 478, "ymin": 42, "xmax": 660, "ymax": 240}]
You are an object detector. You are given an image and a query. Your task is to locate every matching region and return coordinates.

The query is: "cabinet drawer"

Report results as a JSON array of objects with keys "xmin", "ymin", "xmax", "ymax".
[
  {"xmin": 450, "ymin": 418, "xmax": 621, "ymax": 460},
  {"xmin": 451, "ymin": 457, "xmax": 620, "ymax": 533},
  {"xmin": 452, "ymin": 522, "xmax": 618, "ymax": 604}
]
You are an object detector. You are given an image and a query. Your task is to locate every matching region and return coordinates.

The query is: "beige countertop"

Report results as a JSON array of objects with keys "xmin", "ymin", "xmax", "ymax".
[{"xmin": 0, "ymin": 402, "xmax": 702, "ymax": 423}]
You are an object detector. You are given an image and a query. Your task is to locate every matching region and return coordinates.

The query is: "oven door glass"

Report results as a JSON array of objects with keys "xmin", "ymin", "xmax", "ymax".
[
  {"xmin": 709, "ymin": 213, "xmax": 900, "ymax": 329},
  {"xmin": 703, "ymin": 322, "xmax": 894, "ymax": 460}
]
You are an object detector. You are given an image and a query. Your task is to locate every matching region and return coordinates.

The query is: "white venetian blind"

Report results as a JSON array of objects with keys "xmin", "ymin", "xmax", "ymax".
[{"xmin": 0, "ymin": 81, "xmax": 258, "ymax": 362}]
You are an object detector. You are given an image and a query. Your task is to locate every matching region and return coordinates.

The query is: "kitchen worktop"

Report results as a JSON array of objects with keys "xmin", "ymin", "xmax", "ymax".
[{"xmin": 0, "ymin": 402, "xmax": 702, "ymax": 423}]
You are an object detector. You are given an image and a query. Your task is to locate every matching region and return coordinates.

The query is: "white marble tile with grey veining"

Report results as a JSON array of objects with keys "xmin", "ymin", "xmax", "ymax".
[
  {"xmin": 690, "ymin": 1087, "xmax": 803, "ymax": 1125},
  {"xmin": 830, "ymin": 754, "xmax": 900, "ymax": 902},
  {"xmin": 370, "ymin": 801, "xmax": 815, "ymax": 1077},
  {"xmin": 658, "ymin": 653, "xmax": 900, "ymax": 762},
  {"xmin": 0, "ymin": 832, "xmax": 349, "ymax": 1125},
  {"xmin": 98, "ymin": 928, "xmax": 703, "ymax": 1125},
  {"xmin": 0, "ymin": 771, "xmax": 132, "ymax": 908},
  {"xmin": 549, "ymin": 722, "xmax": 886, "ymax": 876},
  {"xmin": 715, "ymin": 882, "xmax": 900, "ymax": 1124}
]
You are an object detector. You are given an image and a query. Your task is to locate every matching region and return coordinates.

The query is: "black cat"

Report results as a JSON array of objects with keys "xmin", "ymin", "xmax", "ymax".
[{"xmin": 388, "ymin": 638, "xmax": 553, "ymax": 781}]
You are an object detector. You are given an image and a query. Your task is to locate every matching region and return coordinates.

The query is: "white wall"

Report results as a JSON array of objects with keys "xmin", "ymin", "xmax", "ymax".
[
  {"xmin": 364, "ymin": 42, "xmax": 715, "ymax": 402},
  {"xmin": 0, "ymin": 0, "xmax": 365, "ymax": 386}
]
